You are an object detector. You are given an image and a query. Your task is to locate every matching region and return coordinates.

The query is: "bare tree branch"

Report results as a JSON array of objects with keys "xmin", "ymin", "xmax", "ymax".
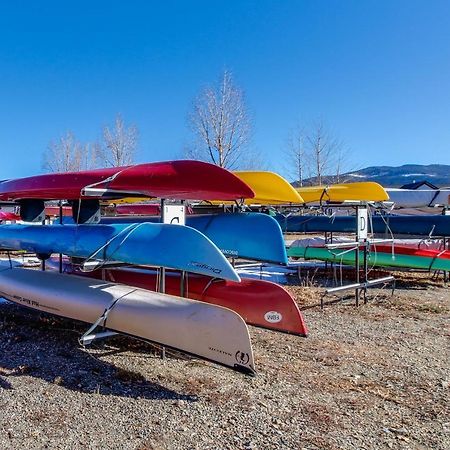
[
  {"xmin": 187, "ymin": 70, "xmax": 254, "ymax": 170},
  {"xmin": 285, "ymin": 119, "xmax": 353, "ymax": 185},
  {"xmin": 42, "ymin": 132, "xmax": 95, "ymax": 173},
  {"xmin": 284, "ymin": 124, "xmax": 309, "ymax": 186},
  {"xmin": 305, "ymin": 119, "xmax": 347, "ymax": 185},
  {"xmin": 97, "ymin": 114, "xmax": 138, "ymax": 167}
]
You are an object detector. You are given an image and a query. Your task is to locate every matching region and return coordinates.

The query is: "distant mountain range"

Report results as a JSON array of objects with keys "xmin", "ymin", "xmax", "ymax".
[
  {"xmin": 343, "ymin": 164, "xmax": 450, "ymax": 187},
  {"xmin": 299, "ymin": 164, "xmax": 450, "ymax": 187}
]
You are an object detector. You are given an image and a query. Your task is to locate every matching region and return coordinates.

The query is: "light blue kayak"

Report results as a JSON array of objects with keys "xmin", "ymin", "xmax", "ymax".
[
  {"xmin": 0, "ymin": 223, "xmax": 240, "ymax": 281},
  {"xmin": 101, "ymin": 213, "xmax": 288, "ymax": 265}
]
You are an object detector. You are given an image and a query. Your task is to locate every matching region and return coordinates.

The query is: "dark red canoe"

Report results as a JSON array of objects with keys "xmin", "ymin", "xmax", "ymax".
[
  {"xmin": 52, "ymin": 262, "xmax": 307, "ymax": 337},
  {"xmin": 0, "ymin": 211, "xmax": 20, "ymax": 221},
  {"xmin": 0, "ymin": 160, "xmax": 254, "ymax": 201},
  {"xmin": 115, "ymin": 203, "xmax": 161, "ymax": 216}
]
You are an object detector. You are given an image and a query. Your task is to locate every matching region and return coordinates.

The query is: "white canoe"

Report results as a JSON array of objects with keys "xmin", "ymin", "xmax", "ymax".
[
  {"xmin": 386, "ymin": 188, "xmax": 450, "ymax": 208},
  {"xmin": 0, "ymin": 267, "xmax": 255, "ymax": 375}
]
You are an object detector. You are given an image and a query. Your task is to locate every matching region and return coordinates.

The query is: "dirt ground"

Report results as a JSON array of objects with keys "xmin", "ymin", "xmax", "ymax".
[{"xmin": 0, "ymin": 270, "xmax": 449, "ymax": 450}]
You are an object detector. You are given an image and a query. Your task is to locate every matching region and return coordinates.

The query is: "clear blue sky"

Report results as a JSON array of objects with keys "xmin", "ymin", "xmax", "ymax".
[{"xmin": 1, "ymin": 0, "xmax": 449, "ymax": 179}]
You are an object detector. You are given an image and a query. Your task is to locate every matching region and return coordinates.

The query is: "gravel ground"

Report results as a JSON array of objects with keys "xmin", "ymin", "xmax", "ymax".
[{"xmin": 0, "ymin": 272, "xmax": 449, "ymax": 450}]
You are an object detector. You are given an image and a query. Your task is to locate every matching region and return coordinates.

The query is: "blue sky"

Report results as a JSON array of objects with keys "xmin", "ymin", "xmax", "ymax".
[{"xmin": 0, "ymin": 0, "xmax": 449, "ymax": 179}]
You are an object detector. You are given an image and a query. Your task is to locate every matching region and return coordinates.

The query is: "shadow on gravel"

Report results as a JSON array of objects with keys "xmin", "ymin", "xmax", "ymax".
[
  {"xmin": 0, "ymin": 303, "xmax": 198, "ymax": 402},
  {"xmin": 0, "ymin": 376, "xmax": 12, "ymax": 390}
]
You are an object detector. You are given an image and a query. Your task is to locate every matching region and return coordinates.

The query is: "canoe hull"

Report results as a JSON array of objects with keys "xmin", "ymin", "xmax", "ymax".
[
  {"xmin": 297, "ymin": 182, "xmax": 389, "ymax": 203},
  {"xmin": 386, "ymin": 188, "xmax": 450, "ymax": 208},
  {"xmin": 0, "ymin": 160, "xmax": 254, "ymax": 201},
  {"xmin": 0, "ymin": 267, "xmax": 255, "ymax": 374},
  {"xmin": 101, "ymin": 213, "xmax": 289, "ymax": 265},
  {"xmin": 276, "ymin": 214, "xmax": 450, "ymax": 237},
  {"xmin": 0, "ymin": 223, "xmax": 240, "ymax": 281},
  {"xmin": 288, "ymin": 246, "xmax": 450, "ymax": 271}
]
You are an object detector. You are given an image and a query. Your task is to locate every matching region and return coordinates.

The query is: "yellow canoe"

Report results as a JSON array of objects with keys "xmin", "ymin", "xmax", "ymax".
[
  {"xmin": 108, "ymin": 197, "xmax": 150, "ymax": 205},
  {"xmin": 297, "ymin": 182, "xmax": 389, "ymax": 203},
  {"xmin": 229, "ymin": 171, "xmax": 304, "ymax": 205}
]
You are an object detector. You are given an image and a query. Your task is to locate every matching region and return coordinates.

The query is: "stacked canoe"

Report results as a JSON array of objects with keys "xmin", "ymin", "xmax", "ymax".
[{"xmin": 0, "ymin": 161, "xmax": 309, "ymax": 375}]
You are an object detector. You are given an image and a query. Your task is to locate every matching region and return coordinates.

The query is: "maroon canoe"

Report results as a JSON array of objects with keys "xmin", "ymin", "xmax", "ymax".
[
  {"xmin": 115, "ymin": 203, "xmax": 161, "ymax": 216},
  {"xmin": 0, "ymin": 211, "xmax": 20, "ymax": 221},
  {"xmin": 0, "ymin": 160, "xmax": 254, "ymax": 201}
]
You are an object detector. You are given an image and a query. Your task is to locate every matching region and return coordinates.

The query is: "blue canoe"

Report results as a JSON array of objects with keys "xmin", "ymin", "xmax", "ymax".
[
  {"xmin": 274, "ymin": 213, "xmax": 450, "ymax": 237},
  {"xmin": 101, "ymin": 213, "xmax": 288, "ymax": 265},
  {"xmin": 0, "ymin": 223, "xmax": 240, "ymax": 281}
]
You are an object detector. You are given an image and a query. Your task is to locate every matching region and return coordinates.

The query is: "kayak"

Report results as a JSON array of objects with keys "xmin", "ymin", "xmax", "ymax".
[
  {"xmin": 0, "ymin": 223, "xmax": 240, "ymax": 281},
  {"xmin": 48, "ymin": 260, "xmax": 308, "ymax": 336},
  {"xmin": 0, "ymin": 266, "xmax": 255, "ymax": 374}
]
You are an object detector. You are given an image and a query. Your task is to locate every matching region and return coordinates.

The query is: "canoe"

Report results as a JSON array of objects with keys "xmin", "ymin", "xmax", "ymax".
[
  {"xmin": 288, "ymin": 245, "xmax": 450, "ymax": 272},
  {"xmin": 0, "ymin": 267, "xmax": 255, "ymax": 374},
  {"xmin": 296, "ymin": 182, "xmax": 389, "ymax": 203},
  {"xmin": 370, "ymin": 244, "xmax": 450, "ymax": 260},
  {"xmin": 115, "ymin": 203, "xmax": 161, "ymax": 216},
  {"xmin": 275, "ymin": 213, "xmax": 450, "ymax": 236},
  {"xmin": 48, "ymin": 260, "xmax": 308, "ymax": 336},
  {"xmin": 0, "ymin": 223, "xmax": 240, "ymax": 281},
  {"xmin": 386, "ymin": 188, "xmax": 450, "ymax": 208},
  {"xmin": 0, "ymin": 211, "xmax": 20, "ymax": 221},
  {"xmin": 232, "ymin": 172, "xmax": 304, "ymax": 205},
  {"xmin": 101, "ymin": 213, "xmax": 288, "ymax": 264},
  {"xmin": 0, "ymin": 160, "xmax": 254, "ymax": 202},
  {"xmin": 112, "ymin": 171, "xmax": 303, "ymax": 207},
  {"xmin": 44, "ymin": 205, "xmax": 73, "ymax": 217}
]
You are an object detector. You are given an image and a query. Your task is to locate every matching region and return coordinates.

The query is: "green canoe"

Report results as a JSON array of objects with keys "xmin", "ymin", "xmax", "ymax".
[{"xmin": 288, "ymin": 246, "xmax": 450, "ymax": 272}]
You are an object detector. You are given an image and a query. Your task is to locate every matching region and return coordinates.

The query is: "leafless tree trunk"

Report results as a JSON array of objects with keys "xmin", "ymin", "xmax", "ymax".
[
  {"xmin": 97, "ymin": 114, "xmax": 138, "ymax": 167},
  {"xmin": 285, "ymin": 125, "xmax": 309, "ymax": 186},
  {"xmin": 42, "ymin": 132, "xmax": 94, "ymax": 173},
  {"xmin": 187, "ymin": 70, "xmax": 252, "ymax": 170},
  {"xmin": 306, "ymin": 119, "xmax": 344, "ymax": 185}
]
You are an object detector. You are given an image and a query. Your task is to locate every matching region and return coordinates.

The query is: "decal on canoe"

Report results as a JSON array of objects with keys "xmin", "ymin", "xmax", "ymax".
[
  {"xmin": 208, "ymin": 347, "xmax": 232, "ymax": 358},
  {"xmin": 1, "ymin": 292, "xmax": 60, "ymax": 312},
  {"xmin": 221, "ymin": 249, "xmax": 239, "ymax": 257},
  {"xmin": 235, "ymin": 351, "xmax": 250, "ymax": 366},
  {"xmin": 264, "ymin": 311, "xmax": 283, "ymax": 324},
  {"xmin": 191, "ymin": 262, "xmax": 222, "ymax": 275}
]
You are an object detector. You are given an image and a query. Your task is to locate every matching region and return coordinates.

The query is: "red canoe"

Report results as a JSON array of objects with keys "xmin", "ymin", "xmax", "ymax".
[
  {"xmin": 115, "ymin": 203, "xmax": 161, "ymax": 216},
  {"xmin": 44, "ymin": 206, "xmax": 73, "ymax": 217},
  {"xmin": 372, "ymin": 244, "xmax": 450, "ymax": 260},
  {"xmin": 0, "ymin": 211, "xmax": 20, "ymax": 221},
  {"xmin": 0, "ymin": 160, "xmax": 255, "ymax": 201},
  {"xmin": 52, "ymin": 262, "xmax": 307, "ymax": 336}
]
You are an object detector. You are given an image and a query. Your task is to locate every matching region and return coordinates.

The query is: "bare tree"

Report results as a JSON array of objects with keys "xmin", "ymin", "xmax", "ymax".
[
  {"xmin": 96, "ymin": 114, "xmax": 138, "ymax": 167},
  {"xmin": 306, "ymin": 119, "xmax": 346, "ymax": 185},
  {"xmin": 43, "ymin": 132, "xmax": 94, "ymax": 173},
  {"xmin": 284, "ymin": 119, "xmax": 352, "ymax": 185},
  {"xmin": 285, "ymin": 124, "xmax": 309, "ymax": 186},
  {"xmin": 187, "ymin": 70, "xmax": 252, "ymax": 169}
]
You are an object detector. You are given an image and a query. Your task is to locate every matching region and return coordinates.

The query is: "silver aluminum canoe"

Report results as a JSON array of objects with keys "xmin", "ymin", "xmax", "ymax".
[{"xmin": 0, "ymin": 267, "xmax": 255, "ymax": 375}]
